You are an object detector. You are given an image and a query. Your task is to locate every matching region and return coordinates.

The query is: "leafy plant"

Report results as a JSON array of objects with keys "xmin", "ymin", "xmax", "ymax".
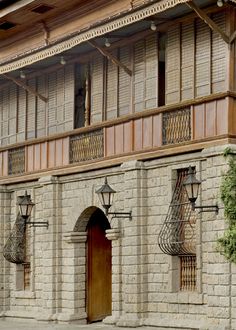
[{"xmin": 218, "ymin": 148, "xmax": 236, "ymax": 263}]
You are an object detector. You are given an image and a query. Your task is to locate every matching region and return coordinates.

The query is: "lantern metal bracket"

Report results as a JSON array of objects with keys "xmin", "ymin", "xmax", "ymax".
[
  {"xmin": 107, "ymin": 211, "xmax": 132, "ymax": 220},
  {"xmin": 26, "ymin": 220, "xmax": 49, "ymax": 228},
  {"xmin": 191, "ymin": 203, "xmax": 219, "ymax": 214}
]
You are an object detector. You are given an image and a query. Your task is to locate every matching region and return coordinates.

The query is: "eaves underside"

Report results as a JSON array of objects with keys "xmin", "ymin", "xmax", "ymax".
[{"xmin": 1, "ymin": 0, "xmax": 235, "ymax": 75}]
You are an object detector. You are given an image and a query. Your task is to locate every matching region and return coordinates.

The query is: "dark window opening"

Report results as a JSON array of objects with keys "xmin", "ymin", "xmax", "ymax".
[
  {"xmin": 158, "ymin": 33, "xmax": 166, "ymax": 107},
  {"xmin": 74, "ymin": 64, "xmax": 87, "ymax": 129},
  {"xmin": 31, "ymin": 4, "xmax": 54, "ymax": 14}
]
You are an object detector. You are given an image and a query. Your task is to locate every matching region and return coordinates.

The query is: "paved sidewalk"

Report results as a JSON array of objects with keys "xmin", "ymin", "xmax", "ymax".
[{"xmin": 0, "ymin": 319, "xmax": 159, "ymax": 330}]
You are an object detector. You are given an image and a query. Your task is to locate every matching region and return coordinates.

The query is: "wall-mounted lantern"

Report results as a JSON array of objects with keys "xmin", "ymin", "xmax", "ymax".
[
  {"xmin": 96, "ymin": 177, "xmax": 132, "ymax": 220},
  {"xmin": 18, "ymin": 191, "xmax": 49, "ymax": 228},
  {"xmin": 183, "ymin": 166, "xmax": 219, "ymax": 214}
]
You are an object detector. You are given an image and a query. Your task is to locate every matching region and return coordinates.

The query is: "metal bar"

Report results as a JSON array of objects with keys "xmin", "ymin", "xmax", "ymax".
[
  {"xmin": 26, "ymin": 221, "xmax": 49, "ymax": 228},
  {"xmin": 108, "ymin": 211, "xmax": 132, "ymax": 220}
]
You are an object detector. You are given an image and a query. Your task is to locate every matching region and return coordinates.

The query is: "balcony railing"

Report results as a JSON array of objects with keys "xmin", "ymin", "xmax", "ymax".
[
  {"xmin": 69, "ymin": 129, "xmax": 104, "ymax": 163},
  {"xmin": 162, "ymin": 108, "xmax": 191, "ymax": 145},
  {"xmin": 8, "ymin": 147, "xmax": 25, "ymax": 175}
]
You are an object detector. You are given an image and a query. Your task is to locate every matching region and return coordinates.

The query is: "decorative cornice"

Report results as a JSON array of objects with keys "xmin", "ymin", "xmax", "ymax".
[{"xmin": 0, "ymin": 0, "xmax": 194, "ymax": 74}]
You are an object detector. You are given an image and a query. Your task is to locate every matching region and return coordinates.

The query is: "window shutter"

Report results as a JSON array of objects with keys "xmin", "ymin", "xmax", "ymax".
[
  {"xmin": 118, "ymin": 46, "xmax": 131, "ymax": 116},
  {"xmin": 91, "ymin": 55, "xmax": 104, "ymax": 124},
  {"xmin": 64, "ymin": 64, "xmax": 74, "ymax": 131},
  {"xmin": 36, "ymin": 75, "xmax": 47, "ymax": 137},
  {"xmin": 56, "ymin": 68, "xmax": 65, "ymax": 133},
  {"xmin": 2, "ymin": 87, "xmax": 9, "ymax": 146},
  {"xmin": 9, "ymin": 84, "xmax": 17, "ymax": 144},
  {"xmin": 27, "ymin": 79, "xmax": 36, "ymax": 139},
  {"xmin": 196, "ymin": 19, "xmax": 211, "ymax": 97},
  {"xmin": 181, "ymin": 22, "xmax": 195, "ymax": 101},
  {"xmin": 48, "ymin": 71, "xmax": 57, "ymax": 135},
  {"xmin": 166, "ymin": 26, "xmax": 181, "ymax": 104},
  {"xmin": 106, "ymin": 50, "xmax": 118, "ymax": 120},
  {"xmin": 145, "ymin": 34, "xmax": 158, "ymax": 109},
  {"xmin": 134, "ymin": 39, "xmax": 145, "ymax": 112},
  {"xmin": 212, "ymin": 12, "xmax": 226, "ymax": 93},
  {"xmin": 17, "ymin": 88, "xmax": 26, "ymax": 142}
]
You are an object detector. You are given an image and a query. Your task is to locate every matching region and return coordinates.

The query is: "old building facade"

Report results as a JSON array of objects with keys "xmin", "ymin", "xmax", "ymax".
[{"xmin": 0, "ymin": 0, "xmax": 236, "ymax": 329}]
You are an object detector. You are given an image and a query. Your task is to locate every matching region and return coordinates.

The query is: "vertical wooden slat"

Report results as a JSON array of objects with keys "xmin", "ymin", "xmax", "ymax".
[
  {"xmin": 62, "ymin": 137, "xmax": 70, "ymax": 166},
  {"xmin": 205, "ymin": 101, "xmax": 216, "ymax": 137},
  {"xmin": 34, "ymin": 144, "xmax": 41, "ymax": 171},
  {"xmin": 91, "ymin": 55, "xmax": 104, "ymax": 124},
  {"xmin": 193, "ymin": 104, "xmax": 205, "ymax": 140},
  {"xmin": 124, "ymin": 121, "xmax": 133, "ymax": 153},
  {"xmin": 26, "ymin": 145, "xmax": 34, "ymax": 172},
  {"xmin": 105, "ymin": 126, "xmax": 115, "ymax": 157},
  {"xmin": 40, "ymin": 142, "xmax": 48, "ymax": 170},
  {"xmin": 134, "ymin": 118, "xmax": 143, "ymax": 151},
  {"xmin": 55, "ymin": 139, "xmax": 63, "ymax": 166},
  {"xmin": 9, "ymin": 84, "xmax": 17, "ymax": 144},
  {"xmin": 216, "ymin": 98, "xmax": 228, "ymax": 135},
  {"xmin": 166, "ymin": 26, "xmax": 181, "ymax": 104},
  {"xmin": 181, "ymin": 22, "xmax": 195, "ymax": 101},
  {"xmin": 153, "ymin": 114, "xmax": 162, "ymax": 147},
  {"xmin": 2, "ymin": 151, "xmax": 8, "ymax": 176},
  {"xmin": 212, "ymin": 12, "xmax": 227, "ymax": 93},
  {"xmin": 143, "ymin": 117, "xmax": 153, "ymax": 148},
  {"xmin": 48, "ymin": 140, "xmax": 56, "ymax": 168},
  {"xmin": 56, "ymin": 68, "xmax": 65, "ymax": 133},
  {"xmin": 114, "ymin": 124, "xmax": 124, "ymax": 155},
  {"xmin": 196, "ymin": 18, "xmax": 211, "ymax": 97},
  {"xmin": 118, "ymin": 46, "xmax": 131, "ymax": 116}
]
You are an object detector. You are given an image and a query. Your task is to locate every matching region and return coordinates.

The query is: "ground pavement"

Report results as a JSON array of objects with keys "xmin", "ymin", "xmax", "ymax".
[{"xmin": 0, "ymin": 319, "xmax": 175, "ymax": 330}]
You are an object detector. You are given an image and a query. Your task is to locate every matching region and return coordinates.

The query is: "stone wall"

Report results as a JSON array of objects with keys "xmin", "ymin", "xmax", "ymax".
[{"xmin": 0, "ymin": 145, "xmax": 235, "ymax": 329}]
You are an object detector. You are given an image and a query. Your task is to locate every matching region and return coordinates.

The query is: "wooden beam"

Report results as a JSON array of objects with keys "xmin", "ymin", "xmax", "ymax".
[
  {"xmin": 3, "ymin": 74, "xmax": 48, "ymax": 103},
  {"xmin": 88, "ymin": 40, "xmax": 132, "ymax": 76},
  {"xmin": 186, "ymin": 1, "xmax": 229, "ymax": 44},
  {"xmin": 229, "ymin": 30, "xmax": 236, "ymax": 44}
]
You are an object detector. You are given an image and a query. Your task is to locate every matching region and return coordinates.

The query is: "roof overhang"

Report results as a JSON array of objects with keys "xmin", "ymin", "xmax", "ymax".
[{"xmin": 0, "ymin": 0, "xmax": 235, "ymax": 75}]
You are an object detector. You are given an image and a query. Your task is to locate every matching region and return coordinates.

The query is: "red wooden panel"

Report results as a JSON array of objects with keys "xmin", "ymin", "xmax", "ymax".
[
  {"xmin": 205, "ymin": 101, "xmax": 216, "ymax": 137},
  {"xmin": 216, "ymin": 99, "xmax": 228, "ymax": 135},
  {"xmin": 48, "ymin": 141, "xmax": 56, "ymax": 168},
  {"xmin": 153, "ymin": 114, "xmax": 162, "ymax": 147},
  {"xmin": 193, "ymin": 104, "xmax": 205, "ymax": 140},
  {"xmin": 40, "ymin": 142, "xmax": 47, "ymax": 170},
  {"xmin": 142, "ymin": 117, "xmax": 153, "ymax": 149},
  {"xmin": 123, "ymin": 121, "xmax": 133, "ymax": 153},
  {"xmin": 26, "ymin": 146, "xmax": 34, "ymax": 173},
  {"xmin": 55, "ymin": 139, "xmax": 63, "ymax": 167},
  {"xmin": 115, "ymin": 124, "xmax": 124, "ymax": 155},
  {"xmin": 2, "ymin": 151, "xmax": 8, "ymax": 176},
  {"xmin": 134, "ymin": 118, "xmax": 143, "ymax": 151},
  {"xmin": 34, "ymin": 144, "xmax": 41, "ymax": 171},
  {"xmin": 105, "ymin": 127, "xmax": 115, "ymax": 157},
  {"xmin": 62, "ymin": 137, "xmax": 69, "ymax": 166}
]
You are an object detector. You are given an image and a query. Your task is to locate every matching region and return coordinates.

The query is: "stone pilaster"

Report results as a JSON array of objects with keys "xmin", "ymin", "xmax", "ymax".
[
  {"xmin": 0, "ymin": 186, "xmax": 11, "ymax": 316},
  {"xmin": 57, "ymin": 232, "xmax": 87, "ymax": 324},
  {"xmin": 116, "ymin": 160, "xmax": 148, "ymax": 327},
  {"xmin": 35, "ymin": 176, "xmax": 62, "ymax": 321}
]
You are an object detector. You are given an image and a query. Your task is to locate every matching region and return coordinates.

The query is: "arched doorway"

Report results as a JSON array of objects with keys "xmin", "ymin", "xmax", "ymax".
[{"xmin": 86, "ymin": 208, "xmax": 111, "ymax": 323}]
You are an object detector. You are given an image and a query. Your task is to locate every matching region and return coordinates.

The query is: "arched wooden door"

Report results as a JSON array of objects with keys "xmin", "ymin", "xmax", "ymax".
[{"xmin": 86, "ymin": 209, "xmax": 111, "ymax": 323}]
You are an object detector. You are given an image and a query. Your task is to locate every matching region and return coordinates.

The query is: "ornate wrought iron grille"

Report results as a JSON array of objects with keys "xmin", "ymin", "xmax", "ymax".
[
  {"xmin": 8, "ymin": 147, "xmax": 25, "ymax": 175},
  {"xmin": 162, "ymin": 108, "xmax": 191, "ymax": 145},
  {"xmin": 3, "ymin": 213, "xmax": 26, "ymax": 264},
  {"xmin": 180, "ymin": 255, "xmax": 196, "ymax": 291},
  {"xmin": 69, "ymin": 129, "xmax": 104, "ymax": 163},
  {"xmin": 158, "ymin": 168, "xmax": 196, "ymax": 256}
]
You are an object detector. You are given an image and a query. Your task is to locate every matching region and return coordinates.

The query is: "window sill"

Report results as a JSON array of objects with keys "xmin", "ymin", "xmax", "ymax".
[{"xmin": 14, "ymin": 291, "xmax": 35, "ymax": 299}]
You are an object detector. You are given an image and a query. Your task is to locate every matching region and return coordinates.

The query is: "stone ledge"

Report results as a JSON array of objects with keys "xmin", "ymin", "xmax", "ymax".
[{"xmin": 63, "ymin": 232, "xmax": 87, "ymax": 243}]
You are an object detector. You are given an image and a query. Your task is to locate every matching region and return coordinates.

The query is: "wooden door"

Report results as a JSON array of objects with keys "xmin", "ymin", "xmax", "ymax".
[{"xmin": 87, "ymin": 209, "xmax": 111, "ymax": 323}]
